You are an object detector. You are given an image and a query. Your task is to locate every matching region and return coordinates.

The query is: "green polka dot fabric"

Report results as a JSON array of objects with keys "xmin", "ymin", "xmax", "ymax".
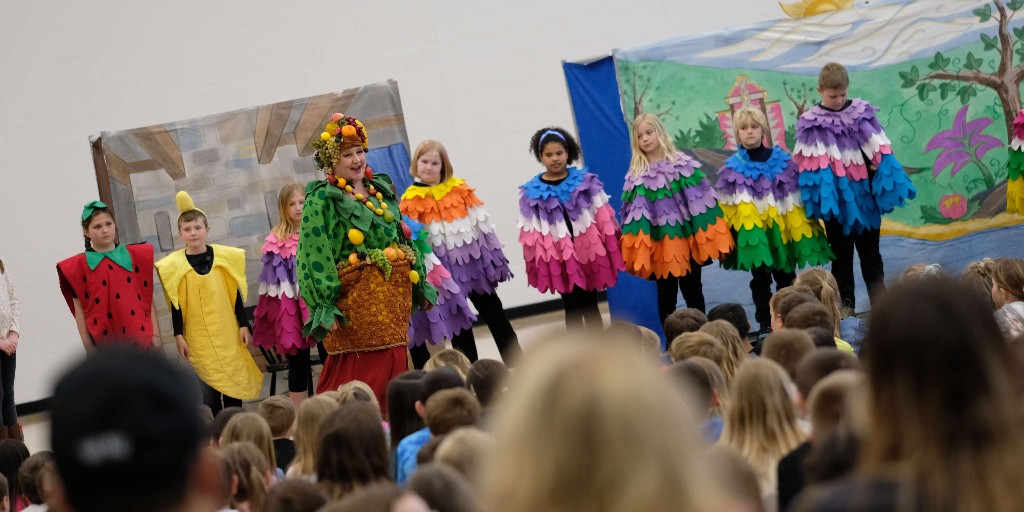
[{"xmin": 298, "ymin": 175, "xmax": 435, "ymax": 340}]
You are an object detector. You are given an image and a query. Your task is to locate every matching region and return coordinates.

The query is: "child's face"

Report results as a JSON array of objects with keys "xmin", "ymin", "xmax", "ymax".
[
  {"xmin": 636, "ymin": 121, "xmax": 662, "ymax": 157},
  {"xmin": 179, "ymin": 219, "xmax": 209, "ymax": 251},
  {"xmin": 287, "ymin": 191, "xmax": 305, "ymax": 224},
  {"xmin": 85, "ymin": 212, "xmax": 117, "ymax": 250},
  {"xmin": 992, "ymin": 280, "xmax": 1011, "ymax": 308},
  {"xmin": 540, "ymin": 141, "xmax": 568, "ymax": 176},
  {"xmin": 416, "ymin": 150, "xmax": 444, "ymax": 186},
  {"xmin": 818, "ymin": 86, "xmax": 848, "ymax": 110},
  {"xmin": 737, "ymin": 121, "xmax": 764, "ymax": 150},
  {"xmin": 331, "ymin": 146, "xmax": 367, "ymax": 183},
  {"xmin": 770, "ymin": 306, "xmax": 784, "ymax": 332}
]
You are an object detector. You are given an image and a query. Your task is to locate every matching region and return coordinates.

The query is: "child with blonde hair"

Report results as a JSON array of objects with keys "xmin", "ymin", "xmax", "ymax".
[
  {"xmin": 716, "ymin": 108, "xmax": 833, "ymax": 335},
  {"xmin": 518, "ymin": 127, "xmax": 626, "ymax": 331},
  {"xmin": 253, "ymin": 183, "xmax": 322, "ymax": 410},
  {"xmin": 220, "ymin": 412, "xmax": 279, "ymax": 475},
  {"xmin": 988, "ymin": 258, "xmax": 1024, "ymax": 340},
  {"xmin": 222, "ymin": 441, "xmax": 273, "ymax": 512},
  {"xmin": 286, "ymin": 395, "xmax": 339, "ymax": 482},
  {"xmin": 258, "ymin": 395, "xmax": 297, "ymax": 472},
  {"xmin": 423, "ymin": 348, "xmax": 473, "ymax": 380},
  {"xmin": 719, "ymin": 359, "xmax": 805, "ymax": 509},
  {"xmin": 400, "ymin": 140, "xmax": 521, "ymax": 366},
  {"xmin": 699, "ymin": 319, "xmax": 746, "ymax": 384},
  {"xmin": 621, "ymin": 113, "xmax": 733, "ymax": 323}
]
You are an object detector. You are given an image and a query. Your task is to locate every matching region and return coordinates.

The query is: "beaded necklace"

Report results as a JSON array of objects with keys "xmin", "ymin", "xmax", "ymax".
[{"xmin": 326, "ymin": 168, "xmax": 397, "ymax": 223}]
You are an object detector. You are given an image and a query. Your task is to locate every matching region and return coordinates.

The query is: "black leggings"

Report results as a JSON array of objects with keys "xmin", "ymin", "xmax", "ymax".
[
  {"xmin": 200, "ymin": 381, "xmax": 242, "ymax": 417},
  {"xmin": 285, "ymin": 342, "xmax": 328, "ymax": 394},
  {"xmin": 750, "ymin": 267, "xmax": 796, "ymax": 330},
  {"xmin": 0, "ymin": 352, "xmax": 15, "ymax": 426},
  {"xmin": 825, "ymin": 220, "xmax": 885, "ymax": 309},
  {"xmin": 560, "ymin": 287, "xmax": 602, "ymax": 332},
  {"xmin": 410, "ymin": 291, "xmax": 524, "ymax": 368},
  {"xmin": 656, "ymin": 265, "xmax": 705, "ymax": 327}
]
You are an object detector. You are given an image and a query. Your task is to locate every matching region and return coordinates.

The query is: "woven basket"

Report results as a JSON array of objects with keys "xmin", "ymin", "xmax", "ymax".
[{"xmin": 322, "ymin": 259, "xmax": 412, "ymax": 355}]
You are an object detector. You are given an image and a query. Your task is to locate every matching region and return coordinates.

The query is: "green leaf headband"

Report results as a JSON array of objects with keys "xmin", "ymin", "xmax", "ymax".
[{"xmin": 81, "ymin": 200, "xmax": 109, "ymax": 221}]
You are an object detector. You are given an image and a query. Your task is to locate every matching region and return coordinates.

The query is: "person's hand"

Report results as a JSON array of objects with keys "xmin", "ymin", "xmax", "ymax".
[
  {"xmin": 0, "ymin": 340, "xmax": 12, "ymax": 356},
  {"xmin": 239, "ymin": 327, "xmax": 251, "ymax": 347},
  {"xmin": 6, "ymin": 332, "xmax": 18, "ymax": 352},
  {"xmin": 151, "ymin": 335, "xmax": 162, "ymax": 350},
  {"xmin": 329, "ymin": 320, "xmax": 340, "ymax": 332},
  {"xmin": 176, "ymin": 336, "xmax": 191, "ymax": 359}
]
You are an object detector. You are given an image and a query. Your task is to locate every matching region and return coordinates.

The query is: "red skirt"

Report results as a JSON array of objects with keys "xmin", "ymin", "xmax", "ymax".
[{"xmin": 316, "ymin": 346, "xmax": 409, "ymax": 414}]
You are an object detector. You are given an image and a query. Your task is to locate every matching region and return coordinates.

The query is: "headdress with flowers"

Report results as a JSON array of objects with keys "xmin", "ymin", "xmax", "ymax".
[{"xmin": 312, "ymin": 113, "xmax": 368, "ymax": 172}]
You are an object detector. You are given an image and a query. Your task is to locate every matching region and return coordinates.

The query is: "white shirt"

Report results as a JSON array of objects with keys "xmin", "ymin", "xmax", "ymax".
[{"xmin": 0, "ymin": 268, "xmax": 19, "ymax": 339}]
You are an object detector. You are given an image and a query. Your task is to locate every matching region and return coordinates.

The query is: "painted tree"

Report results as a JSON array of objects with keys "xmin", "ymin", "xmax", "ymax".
[
  {"xmin": 621, "ymin": 63, "xmax": 675, "ymax": 119},
  {"xmin": 782, "ymin": 80, "xmax": 813, "ymax": 119},
  {"xmin": 899, "ymin": 0, "xmax": 1024, "ymax": 141}
]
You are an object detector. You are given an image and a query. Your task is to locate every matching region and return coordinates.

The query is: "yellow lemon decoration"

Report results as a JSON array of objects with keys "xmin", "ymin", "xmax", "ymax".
[
  {"xmin": 325, "ymin": 122, "xmax": 339, "ymax": 133},
  {"xmin": 779, "ymin": 0, "xmax": 853, "ymax": 19},
  {"xmin": 347, "ymin": 228, "xmax": 364, "ymax": 245},
  {"xmin": 409, "ymin": 270, "xmax": 420, "ymax": 284},
  {"xmin": 320, "ymin": 132, "xmax": 331, "ymax": 141}
]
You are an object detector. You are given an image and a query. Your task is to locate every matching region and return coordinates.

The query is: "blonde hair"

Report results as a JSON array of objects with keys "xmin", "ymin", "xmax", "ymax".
[
  {"xmin": 794, "ymin": 269, "xmax": 843, "ymax": 336},
  {"xmin": 222, "ymin": 442, "xmax": 270, "ymax": 512},
  {"xmin": 409, "ymin": 140, "xmax": 454, "ymax": 183},
  {"xmin": 699, "ymin": 320, "xmax": 745, "ymax": 384},
  {"xmin": 670, "ymin": 331, "xmax": 726, "ymax": 366},
  {"xmin": 271, "ymin": 183, "xmax": 305, "ymax": 241},
  {"xmin": 288, "ymin": 396, "xmax": 339, "ymax": 478},
  {"xmin": 818, "ymin": 62, "xmax": 849, "ymax": 90},
  {"xmin": 434, "ymin": 427, "xmax": 492, "ymax": 490},
  {"xmin": 719, "ymin": 359, "xmax": 805, "ymax": 496},
  {"xmin": 962, "ymin": 258, "xmax": 997, "ymax": 310},
  {"xmin": 731, "ymin": 107, "xmax": 769, "ymax": 142},
  {"xmin": 219, "ymin": 412, "xmax": 277, "ymax": 469},
  {"xmin": 628, "ymin": 113, "xmax": 683, "ymax": 178},
  {"xmin": 424, "ymin": 349, "xmax": 473, "ymax": 380},
  {"xmin": 483, "ymin": 336, "xmax": 724, "ymax": 512},
  {"xmin": 336, "ymin": 380, "xmax": 380, "ymax": 411}
]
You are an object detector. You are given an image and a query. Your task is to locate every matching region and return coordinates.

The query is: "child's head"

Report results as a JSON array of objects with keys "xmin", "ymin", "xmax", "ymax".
[
  {"xmin": 794, "ymin": 349, "xmax": 862, "ymax": 409},
  {"xmin": 410, "ymin": 140, "xmax": 454, "ymax": 186},
  {"xmin": 211, "ymin": 406, "xmax": 245, "ymax": 447},
  {"xmin": 175, "ymin": 191, "xmax": 210, "ymax": 250},
  {"xmin": 258, "ymin": 395, "xmax": 296, "ymax": 439},
  {"xmin": 417, "ymin": 367, "xmax": 465, "ymax": 416},
  {"xmin": 669, "ymin": 357, "xmax": 726, "ymax": 419},
  {"xmin": 807, "ymin": 370, "xmax": 864, "ymax": 443},
  {"xmin": 762, "ymin": 330, "xmax": 815, "ymax": 381},
  {"xmin": 317, "ymin": 402, "xmax": 390, "ymax": 499},
  {"xmin": 706, "ymin": 446, "xmax": 764, "ymax": 512},
  {"xmin": 434, "ymin": 427, "xmax": 492, "ymax": 489},
  {"xmin": 81, "ymin": 201, "xmax": 118, "ymax": 251},
  {"xmin": 323, "ymin": 482, "xmax": 429, "ymax": 512},
  {"xmin": 732, "ymin": 107, "xmax": 769, "ymax": 150},
  {"xmin": 406, "ymin": 462, "xmax": 482, "ymax": 512},
  {"xmin": 529, "ymin": 127, "xmax": 580, "ymax": 172},
  {"xmin": 900, "ymin": 263, "xmax": 945, "ymax": 282},
  {"xmin": 629, "ymin": 113, "xmax": 680, "ymax": 175},
  {"xmin": 17, "ymin": 451, "xmax": 55, "ymax": 506},
  {"xmin": 699, "ymin": 320, "xmax": 746, "ymax": 384},
  {"xmin": 707, "ymin": 302, "xmax": 751, "ymax": 339},
  {"xmin": 387, "ymin": 371, "xmax": 427, "ymax": 449},
  {"xmin": 290, "ymin": 395, "xmax": 339, "ymax": 477},
  {"xmin": 663, "ymin": 307, "xmax": 708, "ymax": 344},
  {"xmin": 264, "ymin": 479, "xmax": 328, "ymax": 512},
  {"xmin": 670, "ymin": 331, "xmax": 726, "ymax": 367},
  {"xmin": 783, "ymin": 302, "xmax": 835, "ymax": 334},
  {"xmin": 424, "ymin": 388, "xmax": 481, "ymax": 436},
  {"xmin": 961, "ymin": 258, "xmax": 996, "ymax": 310},
  {"xmin": 222, "ymin": 441, "xmax": 272, "ymax": 512},
  {"xmin": 466, "ymin": 359, "xmax": 509, "ymax": 410},
  {"xmin": 794, "ymin": 269, "xmax": 843, "ymax": 334},
  {"xmin": 336, "ymin": 380, "xmax": 380, "ymax": 410},
  {"xmin": 220, "ymin": 412, "xmax": 277, "ymax": 470},
  {"xmin": 0, "ymin": 440, "xmax": 28, "ymax": 501},
  {"xmin": 272, "ymin": 183, "xmax": 305, "ymax": 240},
  {"xmin": 0, "ymin": 473, "xmax": 7, "ymax": 512},
  {"xmin": 768, "ymin": 286, "xmax": 817, "ymax": 332},
  {"xmin": 988, "ymin": 257, "xmax": 1024, "ymax": 307},
  {"xmin": 424, "ymin": 349, "xmax": 473, "ymax": 381},
  {"xmin": 804, "ymin": 326, "xmax": 837, "ymax": 349},
  {"xmin": 817, "ymin": 62, "xmax": 849, "ymax": 110}
]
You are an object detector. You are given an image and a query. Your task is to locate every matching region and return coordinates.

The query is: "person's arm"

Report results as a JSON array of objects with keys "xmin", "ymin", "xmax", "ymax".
[
  {"xmin": 297, "ymin": 186, "xmax": 346, "ymax": 340},
  {"xmin": 150, "ymin": 302, "xmax": 161, "ymax": 349},
  {"xmin": 4, "ymin": 272, "xmax": 18, "ymax": 351},
  {"xmin": 171, "ymin": 305, "xmax": 190, "ymax": 358},
  {"xmin": 235, "ymin": 289, "xmax": 251, "ymax": 346},
  {"xmin": 72, "ymin": 298, "xmax": 96, "ymax": 352}
]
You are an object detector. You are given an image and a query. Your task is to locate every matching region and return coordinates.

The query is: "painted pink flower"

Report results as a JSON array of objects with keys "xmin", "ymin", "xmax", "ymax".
[{"xmin": 938, "ymin": 193, "xmax": 968, "ymax": 219}]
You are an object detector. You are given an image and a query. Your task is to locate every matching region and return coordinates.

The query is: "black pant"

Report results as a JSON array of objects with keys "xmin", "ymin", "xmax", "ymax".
[
  {"xmin": 409, "ymin": 292, "xmax": 523, "ymax": 368},
  {"xmin": 750, "ymin": 267, "xmax": 796, "ymax": 331},
  {"xmin": 285, "ymin": 342, "xmax": 328, "ymax": 394},
  {"xmin": 0, "ymin": 352, "xmax": 15, "ymax": 426},
  {"xmin": 201, "ymin": 381, "xmax": 242, "ymax": 417},
  {"xmin": 560, "ymin": 287, "xmax": 602, "ymax": 332},
  {"xmin": 656, "ymin": 265, "xmax": 705, "ymax": 327},
  {"xmin": 824, "ymin": 220, "xmax": 885, "ymax": 309}
]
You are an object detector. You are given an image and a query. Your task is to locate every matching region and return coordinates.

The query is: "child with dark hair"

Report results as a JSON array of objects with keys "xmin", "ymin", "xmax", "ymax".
[
  {"xmin": 387, "ymin": 371, "xmax": 427, "ymax": 455},
  {"xmin": 663, "ymin": 307, "xmax": 708, "ymax": 345},
  {"xmin": 407, "ymin": 463, "xmax": 482, "ymax": 512},
  {"xmin": 395, "ymin": 368, "xmax": 465, "ymax": 484},
  {"xmin": 785, "ymin": 302, "xmax": 854, "ymax": 353},
  {"xmin": 519, "ymin": 127, "xmax": 625, "ymax": 331},
  {"xmin": 155, "ymin": 191, "xmax": 263, "ymax": 415},
  {"xmin": 0, "ymin": 473, "xmax": 7, "ymax": 512},
  {"xmin": 317, "ymin": 402, "xmax": 391, "ymax": 501},
  {"xmin": 793, "ymin": 62, "xmax": 916, "ymax": 310},
  {"xmin": 708, "ymin": 303, "xmax": 751, "ymax": 340},
  {"xmin": 211, "ymin": 406, "xmax": 244, "ymax": 448},
  {"xmin": 258, "ymin": 395, "xmax": 297, "ymax": 472},
  {"xmin": 988, "ymin": 258, "xmax": 1024, "ymax": 340},
  {"xmin": 762, "ymin": 330, "xmax": 815, "ymax": 381},
  {"xmin": 621, "ymin": 112, "xmax": 733, "ymax": 323},
  {"xmin": 804, "ymin": 326, "xmax": 837, "ymax": 349},
  {"xmin": 466, "ymin": 359, "xmax": 509, "ymax": 425},
  {"xmin": 265, "ymin": 479, "xmax": 327, "ymax": 512},
  {"xmin": 425, "ymin": 388, "xmax": 481, "ymax": 437},
  {"xmin": 0, "ymin": 440, "xmax": 27, "ymax": 510},
  {"xmin": 17, "ymin": 451, "xmax": 54, "ymax": 511}
]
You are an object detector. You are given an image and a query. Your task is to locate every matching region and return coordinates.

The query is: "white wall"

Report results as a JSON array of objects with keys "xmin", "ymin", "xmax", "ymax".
[{"xmin": 0, "ymin": 0, "xmax": 781, "ymax": 403}]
